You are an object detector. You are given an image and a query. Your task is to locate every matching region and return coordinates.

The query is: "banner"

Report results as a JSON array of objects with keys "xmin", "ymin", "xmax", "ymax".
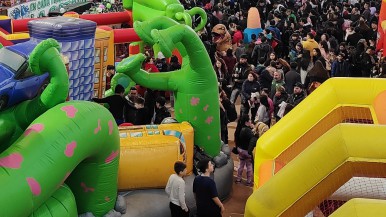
[
  {"xmin": 7, "ymin": 0, "xmax": 89, "ymax": 19},
  {"xmin": 377, "ymin": 0, "xmax": 386, "ymax": 56}
]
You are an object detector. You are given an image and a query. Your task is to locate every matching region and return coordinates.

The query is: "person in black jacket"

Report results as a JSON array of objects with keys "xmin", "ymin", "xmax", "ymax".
[
  {"xmin": 134, "ymin": 97, "xmax": 150, "ymax": 125},
  {"xmin": 92, "ymin": 84, "xmax": 128, "ymax": 125},
  {"xmin": 284, "ymin": 62, "xmax": 301, "ymax": 94},
  {"xmin": 234, "ymin": 114, "xmax": 254, "ymax": 186},
  {"xmin": 287, "ymin": 82, "xmax": 306, "ymax": 106},
  {"xmin": 153, "ymin": 96, "xmax": 171, "ymax": 124}
]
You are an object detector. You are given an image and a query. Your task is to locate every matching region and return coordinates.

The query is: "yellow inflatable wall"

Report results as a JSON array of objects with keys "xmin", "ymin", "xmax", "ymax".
[
  {"xmin": 118, "ymin": 122, "xmax": 194, "ymax": 190},
  {"xmin": 245, "ymin": 78, "xmax": 386, "ymax": 216}
]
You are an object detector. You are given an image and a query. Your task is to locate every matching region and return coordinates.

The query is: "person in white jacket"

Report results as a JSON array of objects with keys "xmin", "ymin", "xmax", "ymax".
[{"xmin": 165, "ymin": 161, "xmax": 189, "ymax": 217}]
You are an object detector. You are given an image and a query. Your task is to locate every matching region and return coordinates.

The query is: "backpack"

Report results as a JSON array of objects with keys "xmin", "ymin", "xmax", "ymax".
[
  {"xmin": 226, "ymin": 102, "xmax": 238, "ymax": 122},
  {"xmin": 257, "ymin": 43, "xmax": 272, "ymax": 64}
]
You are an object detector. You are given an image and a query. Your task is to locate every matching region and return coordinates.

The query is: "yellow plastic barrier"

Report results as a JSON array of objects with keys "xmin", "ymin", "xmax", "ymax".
[
  {"xmin": 118, "ymin": 122, "xmax": 194, "ymax": 190},
  {"xmin": 329, "ymin": 198, "xmax": 386, "ymax": 217},
  {"xmin": 245, "ymin": 124, "xmax": 386, "ymax": 217},
  {"xmin": 253, "ymin": 78, "xmax": 386, "ymax": 188}
]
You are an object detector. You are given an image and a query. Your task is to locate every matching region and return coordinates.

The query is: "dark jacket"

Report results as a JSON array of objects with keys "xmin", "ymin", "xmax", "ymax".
[
  {"xmin": 153, "ymin": 106, "xmax": 171, "ymax": 124},
  {"xmin": 241, "ymin": 80, "xmax": 261, "ymax": 103},
  {"xmin": 235, "ymin": 126, "xmax": 254, "ymax": 150},
  {"xmin": 232, "ymin": 63, "xmax": 252, "ymax": 88},
  {"xmin": 287, "ymin": 91, "xmax": 306, "ymax": 106},
  {"xmin": 259, "ymin": 69, "xmax": 273, "ymax": 90},
  {"xmin": 284, "ymin": 69, "xmax": 301, "ymax": 94},
  {"xmin": 134, "ymin": 107, "xmax": 150, "ymax": 125}
]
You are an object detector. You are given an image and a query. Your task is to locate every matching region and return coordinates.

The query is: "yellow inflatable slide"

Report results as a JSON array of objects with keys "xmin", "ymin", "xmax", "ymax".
[{"xmin": 245, "ymin": 78, "xmax": 386, "ymax": 217}]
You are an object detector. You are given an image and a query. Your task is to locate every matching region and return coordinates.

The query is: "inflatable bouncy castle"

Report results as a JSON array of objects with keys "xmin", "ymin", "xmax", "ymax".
[{"xmin": 245, "ymin": 78, "xmax": 386, "ymax": 216}]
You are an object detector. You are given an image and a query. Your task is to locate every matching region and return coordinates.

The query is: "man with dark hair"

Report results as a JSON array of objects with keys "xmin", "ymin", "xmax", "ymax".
[
  {"xmin": 284, "ymin": 62, "xmax": 301, "ymax": 94},
  {"xmin": 230, "ymin": 54, "xmax": 252, "ymax": 104},
  {"xmin": 331, "ymin": 53, "xmax": 350, "ymax": 77},
  {"xmin": 251, "ymin": 35, "xmax": 272, "ymax": 66},
  {"xmin": 165, "ymin": 161, "xmax": 189, "ymax": 217},
  {"xmin": 92, "ymin": 84, "xmax": 128, "ymax": 125},
  {"xmin": 286, "ymin": 82, "xmax": 306, "ymax": 106},
  {"xmin": 153, "ymin": 96, "xmax": 171, "ymax": 124},
  {"xmin": 133, "ymin": 97, "xmax": 149, "ymax": 125},
  {"xmin": 346, "ymin": 27, "xmax": 364, "ymax": 47},
  {"xmin": 193, "ymin": 159, "xmax": 224, "ymax": 217},
  {"xmin": 302, "ymin": 32, "xmax": 319, "ymax": 56},
  {"xmin": 105, "ymin": 65, "xmax": 115, "ymax": 90},
  {"xmin": 124, "ymin": 87, "xmax": 138, "ymax": 124}
]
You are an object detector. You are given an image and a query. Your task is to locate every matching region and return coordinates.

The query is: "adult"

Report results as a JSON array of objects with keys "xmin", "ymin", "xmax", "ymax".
[
  {"xmin": 331, "ymin": 53, "xmax": 350, "ymax": 77},
  {"xmin": 270, "ymin": 71, "xmax": 285, "ymax": 99},
  {"xmin": 105, "ymin": 65, "xmax": 115, "ymax": 90},
  {"xmin": 230, "ymin": 54, "xmax": 252, "ymax": 104},
  {"xmin": 153, "ymin": 96, "xmax": 171, "ymax": 124},
  {"xmin": 92, "ymin": 84, "xmax": 128, "ymax": 125},
  {"xmin": 165, "ymin": 161, "xmax": 189, "ymax": 217},
  {"xmin": 302, "ymin": 32, "xmax": 319, "ymax": 57},
  {"xmin": 234, "ymin": 114, "xmax": 254, "ymax": 186},
  {"xmin": 285, "ymin": 62, "xmax": 301, "ymax": 94},
  {"xmin": 287, "ymin": 82, "xmax": 307, "ymax": 106},
  {"xmin": 255, "ymin": 94, "xmax": 271, "ymax": 126},
  {"xmin": 193, "ymin": 159, "xmax": 225, "ymax": 217},
  {"xmin": 241, "ymin": 72, "xmax": 261, "ymax": 119},
  {"xmin": 273, "ymin": 85, "xmax": 288, "ymax": 121}
]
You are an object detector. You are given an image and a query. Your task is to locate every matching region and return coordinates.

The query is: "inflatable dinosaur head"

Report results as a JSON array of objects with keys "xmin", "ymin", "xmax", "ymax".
[{"xmin": 211, "ymin": 24, "xmax": 232, "ymax": 52}]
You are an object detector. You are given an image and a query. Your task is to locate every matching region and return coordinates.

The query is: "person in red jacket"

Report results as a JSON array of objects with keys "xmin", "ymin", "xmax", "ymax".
[{"xmin": 232, "ymin": 25, "xmax": 244, "ymax": 50}]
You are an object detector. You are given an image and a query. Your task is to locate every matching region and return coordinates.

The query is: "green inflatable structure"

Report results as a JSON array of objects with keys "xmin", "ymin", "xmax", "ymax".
[
  {"xmin": 0, "ymin": 39, "xmax": 120, "ymax": 216},
  {"xmin": 117, "ymin": 17, "xmax": 221, "ymax": 157}
]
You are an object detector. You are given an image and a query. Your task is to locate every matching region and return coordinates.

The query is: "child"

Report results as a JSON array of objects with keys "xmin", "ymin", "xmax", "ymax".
[{"xmin": 165, "ymin": 161, "xmax": 189, "ymax": 217}]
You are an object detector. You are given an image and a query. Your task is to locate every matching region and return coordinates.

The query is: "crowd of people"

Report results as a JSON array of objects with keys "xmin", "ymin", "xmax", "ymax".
[{"xmin": 91, "ymin": 0, "xmax": 385, "ymax": 216}]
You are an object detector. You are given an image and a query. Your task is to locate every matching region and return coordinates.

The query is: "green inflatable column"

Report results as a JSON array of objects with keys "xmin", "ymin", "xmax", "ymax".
[{"xmin": 117, "ymin": 17, "xmax": 221, "ymax": 157}]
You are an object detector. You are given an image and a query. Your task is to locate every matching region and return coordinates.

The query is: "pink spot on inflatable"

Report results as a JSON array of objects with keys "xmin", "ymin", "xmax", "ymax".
[
  {"xmin": 24, "ymin": 124, "xmax": 44, "ymax": 136},
  {"xmin": 64, "ymin": 141, "xmax": 77, "ymax": 157},
  {"xmin": 205, "ymin": 116, "xmax": 213, "ymax": 124},
  {"xmin": 81, "ymin": 182, "xmax": 95, "ymax": 193},
  {"xmin": 207, "ymin": 136, "xmax": 211, "ymax": 140},
  {"xmin": 190, "ymin": 97, "xmax": 200, "ymax": 106},
  {"xmin": 203, "ymin": 104, "xmax": 209, "ymax": 111},
  {"xmin": 193, "ymin": 116, "xmax": 197, "ymax": 121},
  {"xmin": 94, "ymin": 119, "xmax": 101, "ymax": 134},
  {"xmin": 0, "ymin": 153, "xmax": 23, "ymax": 169},
  {"xmin": 108, "ymin": 120, "xmax": 114, "ymax": 135},
  {"xmin": 105, "ymin": 196, "xmax": 110, "ymax": 202},
  {"xmin": 27, "ymin": 177, "xmax": 41, "ymax": 196},
  {"xmin": 105, "ymin": 150, "xmax": 119, "ymax": 164},
  {"xmin": 61, "ymin": 105, "xmax": 78, "ymax": 118}
]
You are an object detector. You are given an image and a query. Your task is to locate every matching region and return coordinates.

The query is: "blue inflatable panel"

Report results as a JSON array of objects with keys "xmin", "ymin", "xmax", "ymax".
[
  {"xmin": 243, "ymin": 28, "xmax": 263, "ymax": 43},
  {"xmin": 28, "ymin": 17, "xmax": 97, "ymax": 101},
  {"xmin": 28, "ymin": 17, "xmax": 96, "ymax": 41}
]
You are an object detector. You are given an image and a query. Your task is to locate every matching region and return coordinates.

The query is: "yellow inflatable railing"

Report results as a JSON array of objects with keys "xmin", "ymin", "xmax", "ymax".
[
  {"xmin": 246, "ymin": 124, "xmax": 386, "ymax": 216},
  {"xmin": 246, "ymin": 78, "xmax": 386, "ymax": 216},
  {"xmin": 329, "ymin": 198, "xmax": 386, "ymax": 217},
  {"xmin": 118, "ymin": 122, "xmax": 194, "ymax": 190}
]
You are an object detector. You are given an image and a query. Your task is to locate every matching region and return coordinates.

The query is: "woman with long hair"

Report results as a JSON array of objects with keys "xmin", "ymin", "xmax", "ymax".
[
  {"xmin": 299, "ymin": 50, "xmax": 313, "ymax": 84},
  {"xmin": 234, "ymin": 114, "xmax": 254, "ymax": 186},
  {"xmin": 213, "ymin": 58, "xmax": 229, "ymax": 87},
  {"xmin": 255, "ymin": 95, "xmax": 270, "ymax": 126},
  {"xmin": 264, "ymin": 52, "xmax": 278, "ymax": 67},
  {"xmin": 241, "ymin": 72, "xmax": 261, "ymax": 121},
  {"xmin": 305, "ymin": 60, "xmax": 330, "ymax": 94}
]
